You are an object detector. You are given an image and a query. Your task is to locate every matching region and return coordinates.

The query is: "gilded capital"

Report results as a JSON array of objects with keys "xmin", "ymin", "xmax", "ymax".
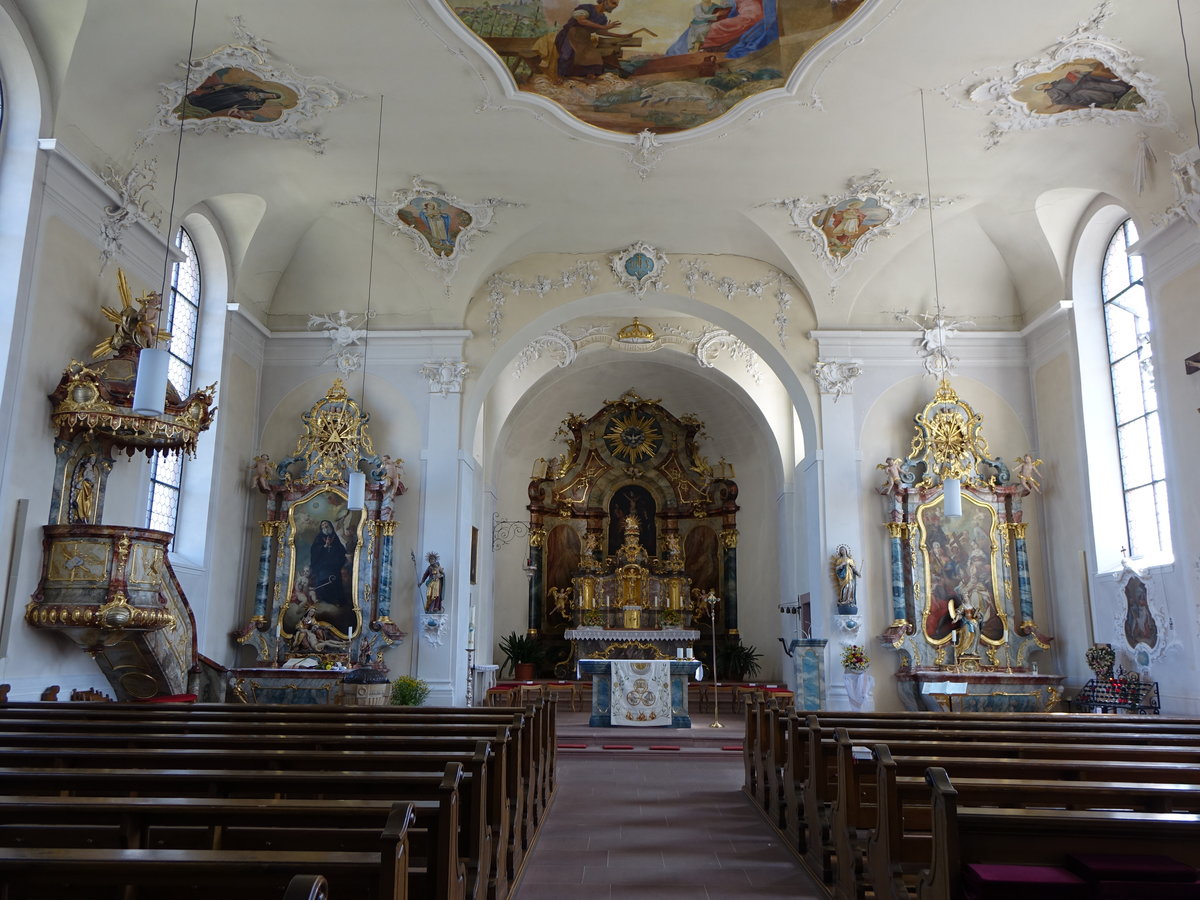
[
  {"xmin": 720, "ymin": 528, "xmax": 739, "ymax": 549},
  {"xmin": 885, "ymin": 522, "xmax": 906, "ymax": 539},
  {"xmin": 529, "ymin": 527, "xmax": 546, "ymax": 549},
  {"xmin": 1007, "ymin": 522, "xmax": 1028, "ymax": 539}
]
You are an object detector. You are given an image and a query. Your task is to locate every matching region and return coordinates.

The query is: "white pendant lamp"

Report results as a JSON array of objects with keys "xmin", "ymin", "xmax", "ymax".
[
  {"xmin": 132, "ymin": 347, "xmax": 170, "ymax": 416},
  {"xmin": 346, "ymin": 95, "xmax": 384, "ymax": 513},
  {"xmin": 943, "ymin": 476, "xmax": 962, "ymax": 518},
  {"xmin": 132, "ymin": 0, "xmax": 199, "ymax": 419}
]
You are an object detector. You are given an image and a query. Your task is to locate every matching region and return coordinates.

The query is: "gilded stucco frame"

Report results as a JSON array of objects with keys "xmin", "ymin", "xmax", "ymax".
[
  {"xmin": 277, "ymin": 486, "xmax": 365, "ymax": 643},
  {"xmin": 917, "ymin": 491, "xmax": 1008, "ymax": 648}
]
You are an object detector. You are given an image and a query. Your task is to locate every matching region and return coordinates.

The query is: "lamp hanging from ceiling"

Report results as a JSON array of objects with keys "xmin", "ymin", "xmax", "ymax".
[
  {"xmin": 133, "ymin": 0, "xmax": 200, "ymax": 418},
  {"xmin": 919, "ymin": 88, "xmax": 962, "ymax": 518},
  {"xmin": 347, "ymin": 95, "xmax": 385, "ymax": 512}
]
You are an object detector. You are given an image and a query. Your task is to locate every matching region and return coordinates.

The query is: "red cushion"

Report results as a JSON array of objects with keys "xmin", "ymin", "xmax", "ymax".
[
  {"xmin": 1066, "ymin": 853, "xmax": 1198, "ymax": 883},
  {"xmin": 1094, "ymin": 882, "xmax": 1200, "ymax": 899},
  {"xmin": 964, "ymin": 864, "xmax": 1088, "ymax": 900},
  {"xmin": 136, "ymin": 693, "xmax": 197, "ymax": 703}
]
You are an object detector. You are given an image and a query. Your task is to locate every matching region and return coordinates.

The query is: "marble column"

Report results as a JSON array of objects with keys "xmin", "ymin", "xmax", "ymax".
[{"xmin": 790, "ymin": 638, "xmax": 827, "ymax": 710}]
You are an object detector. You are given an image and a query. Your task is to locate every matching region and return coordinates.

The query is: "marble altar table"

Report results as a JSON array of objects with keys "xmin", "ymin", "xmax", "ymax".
[
  {"xmin": 577, "ymin": 658, "xmax": 703, "ymax": 727},
  {"xmin": 895, "ymin": 668, "xmax": 1066, "ymax": 712}
]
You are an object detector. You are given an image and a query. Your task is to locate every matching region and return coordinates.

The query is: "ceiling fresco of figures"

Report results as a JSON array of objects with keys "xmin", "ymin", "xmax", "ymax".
[{"xmin": 451, "ymin": 0, "xmax": 866, "ymax": 133}]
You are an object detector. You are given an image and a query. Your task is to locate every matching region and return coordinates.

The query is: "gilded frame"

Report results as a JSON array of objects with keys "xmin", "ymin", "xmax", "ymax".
[
  {"xmin": 278, "ymin": 486, "xmax": 365, "ymax": 645},
  {"xmin": 917, "ymin": 492, "xmax": 1007, "ymax": 647}
]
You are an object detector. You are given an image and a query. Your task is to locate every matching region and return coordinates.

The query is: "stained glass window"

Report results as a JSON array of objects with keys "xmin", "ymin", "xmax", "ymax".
[
  {"xmin": 1101, "ymin": 219, "xmax": 1170, "ymax": 560},
  {"xmin": 146, "ymin": 227, "xmax": 201, "ymax": 535}
]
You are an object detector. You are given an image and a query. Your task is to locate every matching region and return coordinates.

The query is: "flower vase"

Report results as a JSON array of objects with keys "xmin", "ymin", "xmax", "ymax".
[{"xmin": 843, "ymin": 670, "xmax": 874, "ymax": 712}]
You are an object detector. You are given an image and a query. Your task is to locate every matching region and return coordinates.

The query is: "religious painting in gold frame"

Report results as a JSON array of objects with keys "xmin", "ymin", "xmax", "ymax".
[
  {"xmin": 278, "ymin": 487, "xmax": 365, "ymax": 647},
  {"xmin": 917, "ymin": 492, "xmax": 1007, "ymax": 647}
]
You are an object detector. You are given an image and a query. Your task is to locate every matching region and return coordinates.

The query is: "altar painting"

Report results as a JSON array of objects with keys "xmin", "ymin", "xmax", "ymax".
[
  {"xmin": 175, "ymin": 67, "xmax": 298, "ymax": 123},
  {"xmin": 455, "ymin": 0, "xmax": 866, "ymax": 134},
  {"xmin": 280, "ymin": 488, "xmax": 364, "ymax": 644},
  {"xmin": 1011, "ymin": 59, "xmax": 1143, "ymax": 116},
  {"xmin": 918, "ymin": 493, "xmax": 1005, "ymax": 646}
]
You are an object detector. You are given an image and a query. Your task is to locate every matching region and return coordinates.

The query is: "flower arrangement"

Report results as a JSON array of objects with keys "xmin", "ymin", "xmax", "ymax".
[
  {"xmin": 1085, "ymin": 643, "xmax": 1116, "ymax": 679},
  {"xmin": 841, "ymin": 644, "xmax": 870, "ymax": 672}
]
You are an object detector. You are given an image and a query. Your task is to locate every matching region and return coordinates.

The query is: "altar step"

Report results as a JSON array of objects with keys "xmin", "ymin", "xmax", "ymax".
[{"xmin": 553, "ymin": 707, "xmax": 744, "ymax": 758}]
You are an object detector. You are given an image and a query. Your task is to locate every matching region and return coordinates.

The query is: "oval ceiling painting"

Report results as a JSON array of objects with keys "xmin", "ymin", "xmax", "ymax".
[{"xmin": 455, "ymin": 0, "xmax": 867, "ymax": 133}]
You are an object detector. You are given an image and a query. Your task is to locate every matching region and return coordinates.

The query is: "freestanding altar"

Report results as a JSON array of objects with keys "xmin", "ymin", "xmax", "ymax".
[{"xmin": 578, "ymin": 658, "xmax": 704, "ymax": 727}]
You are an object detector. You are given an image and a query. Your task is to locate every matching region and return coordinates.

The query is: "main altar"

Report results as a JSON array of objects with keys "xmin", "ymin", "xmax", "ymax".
[{"xmin": 523, "ymin": 390, "xmax": 740, "ymax": 679}]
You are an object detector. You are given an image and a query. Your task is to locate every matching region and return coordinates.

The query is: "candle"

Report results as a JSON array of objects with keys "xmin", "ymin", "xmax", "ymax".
[
  {"xmin": 676, "ymin": 648, "xmax": 684, "ymax": 659},
  {"xmin": 467, "ymin": 603, "xmax": 477, "ymax": 650}
]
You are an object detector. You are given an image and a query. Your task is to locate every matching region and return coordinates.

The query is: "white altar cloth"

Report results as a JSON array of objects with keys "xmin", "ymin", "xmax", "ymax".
[{"xmin": 610, "ymin": 659, "xmax": 671, "ymax": 726}]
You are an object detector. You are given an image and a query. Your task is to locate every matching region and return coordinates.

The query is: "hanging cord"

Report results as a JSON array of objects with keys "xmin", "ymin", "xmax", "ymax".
[
  {"xmin": 157, "ymin": 0, "xmax": 202, "ymax": 336},
  {"xmin": 362, "ymin": 95, "xmax": 384, "ymax": 408},
  {"xmin": 919, "ymin": 88, "xmax": 942, "ymax": 321},
  {"xmin": 1178, "ymin": 0, "xmax": 1200, "ymax": 148}
]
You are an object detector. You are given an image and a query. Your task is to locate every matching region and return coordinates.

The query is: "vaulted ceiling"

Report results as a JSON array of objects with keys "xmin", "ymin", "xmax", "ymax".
[{"xmin": 18, "ymin": 0, "xmax": 1195, "ymax": 334}]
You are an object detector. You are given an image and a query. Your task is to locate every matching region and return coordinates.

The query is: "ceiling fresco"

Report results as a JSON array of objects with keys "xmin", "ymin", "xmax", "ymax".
[{"xmin": 450, "ymin": 0, "xmax": 866, "ymax": 133}]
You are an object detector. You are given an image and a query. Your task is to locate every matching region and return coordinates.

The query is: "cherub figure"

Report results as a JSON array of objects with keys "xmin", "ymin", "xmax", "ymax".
[
  {"xmin": 1013, "ymin": 454, "xmax": 1043, "ymax": 494},
  {"xmin": 876, "ymin": 457, "xmax": 904, "ymax": 494},
  {"xmin": 248, "ymin": 453, "xmax": 273, "ymax": 492},
  {"xmin": 379, "ymin": 455, "xmax": 406, "ymax": 498}
]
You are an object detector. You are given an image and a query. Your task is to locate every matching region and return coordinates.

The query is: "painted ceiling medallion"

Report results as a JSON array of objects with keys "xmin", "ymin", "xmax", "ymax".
[
  {"xmin": 140, "ymin": 17, "xmax": 360, "ymax": 153},
  {"xmin": 446, "ymin": 0, "xmax": 867, "ymax": 134},
  {"xmin": 772, "ymin": 171, "xmax": 937, "ymax": 282},
  {"xmin": 612, "ymin": 242, "xmax": 668, "ymax": 298},
  {"xmin": 942, "ymin": 2, "xmax": 1168, "ymax": 149},
  {"xmin": 342, "ymin": 177, "xmax": 521, "ymax": 284}
]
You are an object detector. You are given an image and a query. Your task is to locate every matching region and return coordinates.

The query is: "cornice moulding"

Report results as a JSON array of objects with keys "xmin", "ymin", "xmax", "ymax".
[
  {"xmin": 1131, "ymin": 217, "xmax": 1200, "ymax": 287},
  {"xmin": 809, "ymin": 330, "xmax": 1027, "ymax": 368}
]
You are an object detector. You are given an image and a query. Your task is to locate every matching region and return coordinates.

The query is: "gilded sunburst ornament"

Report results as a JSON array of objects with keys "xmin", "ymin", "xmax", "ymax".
[
  {"xmin": 603, "ymin": 411, "xmax": 663, "ymax": 464},
  {"xmin": 928, "ymin": 412, "xmax": 969, "ymax": 464}
]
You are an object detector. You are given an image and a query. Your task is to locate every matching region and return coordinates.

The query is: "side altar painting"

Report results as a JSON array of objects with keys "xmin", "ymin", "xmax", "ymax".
[
  {"xmin": 455, "ymin": 0, "xmax": 866, "ymax": 133},
  {"xmin": 233, "ymin": 380, "xmax": 407, "ymax": 700},
  {"xmin": 877, "ymin": 379, "xmax": 1063, "ymax": 713},
  {"xmin": 523, "ymin": 390, "xmax": 740, "ymax": 677}
]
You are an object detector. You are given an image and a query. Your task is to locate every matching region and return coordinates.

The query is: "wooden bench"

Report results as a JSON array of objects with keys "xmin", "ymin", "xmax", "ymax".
[
  {"xmin": 917, "ymin": 767, "xmax": 1200, "ymax": 900},
  {"xmin": 819, "ymin": 726, "xmax": 1200, "ymax": 888},
  {"xmin": 0, "ymin": 763, "xmax": 463, "ymax": 900},
  {"xmin": 0, "ymin": 726, "xmax": 512, "ymax": 898},
  {"xmin": 867, "ymin": 749, "xmax": 1200, "ymax": 900},
  {"xmin": 0, "ymin": 797, "xmax": 415, "ymax": 900}
]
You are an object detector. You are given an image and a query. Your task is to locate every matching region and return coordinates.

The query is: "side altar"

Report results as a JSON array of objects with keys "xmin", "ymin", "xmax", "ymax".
[{"xmin": 877, "ymin": 378, "xmax": 1060, "ymax": 712}]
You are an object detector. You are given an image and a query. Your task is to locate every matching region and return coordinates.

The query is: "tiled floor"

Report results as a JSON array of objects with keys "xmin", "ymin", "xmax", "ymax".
[{"xmin": 514, "ymin": 744, "xmax": 825, "ymax": 898}]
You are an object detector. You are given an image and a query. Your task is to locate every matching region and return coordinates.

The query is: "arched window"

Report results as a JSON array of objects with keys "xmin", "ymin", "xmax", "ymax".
[
  {"xmin": 1100, "ymin": 219, "xmax": 1171, "ymax": 561},
  {"xmin": 146, "ymin": 226, "xmax": 201, "ymax": 534}
]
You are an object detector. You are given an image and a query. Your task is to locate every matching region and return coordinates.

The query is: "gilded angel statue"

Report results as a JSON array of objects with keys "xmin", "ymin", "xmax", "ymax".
[{"xmin": 1013, "ymin": 454, "xmax": 1043, "ymax": 494}]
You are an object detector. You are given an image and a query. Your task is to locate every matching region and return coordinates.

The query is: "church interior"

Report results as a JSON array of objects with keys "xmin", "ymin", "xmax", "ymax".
[{"xmin": 2, "ymin": 0, "xmax": 1200, "ymax": 735}]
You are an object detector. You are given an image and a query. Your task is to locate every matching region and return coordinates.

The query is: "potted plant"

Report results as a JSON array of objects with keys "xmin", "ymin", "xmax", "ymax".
[
  {"xmin": 389, "ymin": 674, "xmax": 430, "ymax": 707},
  {"xmin": 719, "ymin": 642, "xmax": 763, "ymax": 681},
  {"xmin": 498, "ymin": 631, "xmax": 545, "ymax": 681}
]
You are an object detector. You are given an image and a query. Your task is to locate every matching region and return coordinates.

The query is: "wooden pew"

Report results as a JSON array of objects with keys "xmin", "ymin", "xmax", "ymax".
[
  {"xmin": 0, "ymin": 797, "xmax": 414, "ymax": 900},
  {"xmin": 0, "ymin": 763, "xmax": 464, "ymax": 900},
  {"xmin": 917, "ymin": 767, "xmax": 1200, "ymax": 900},
  {"xmin": 0, "ymin": 717, "xmax": 521, "ymax": 895},
  {"xmin": 868, "ymin": 748, "xmax": 1200, "ymax": 900},
  {"xmin": 822, "ymin": 726, "xmax": 1200, "ymax": 890},
  {"xmin": 0, "ymin": 727, "xmax": 511, "ymax": 899}
]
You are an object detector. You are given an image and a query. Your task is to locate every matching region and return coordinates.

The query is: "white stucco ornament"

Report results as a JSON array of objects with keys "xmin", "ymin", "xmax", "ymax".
[
  {"xmin": 812, "ymin": 360, "xmax": 863, "ymax": 400},
  {"xmin": 420, "ymin": 359, "xmax": 470, "ymax": 397}
]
